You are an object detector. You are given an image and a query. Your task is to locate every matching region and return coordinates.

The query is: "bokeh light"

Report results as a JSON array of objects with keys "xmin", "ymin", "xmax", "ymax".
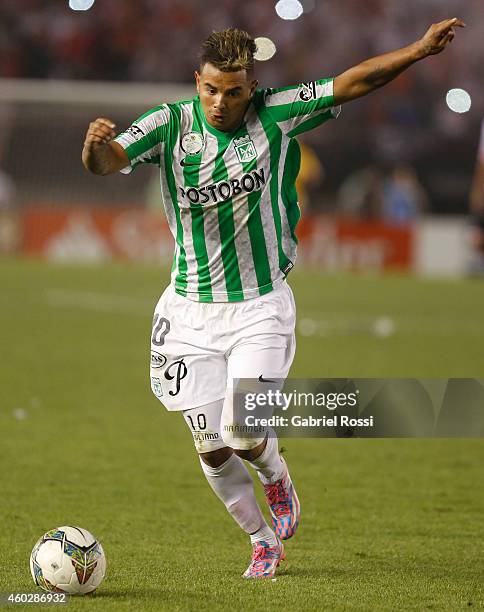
[
  {"xmin": 254, "ymin": 37, "xmax": 277, "ymax": 61},
  {"xmin": 69, "ymin": 0, "xmax": 95, "ymax": 11},
  {"xmin": 275, "ymin": 0, "xmax": 304, "ymax": 21},
  {"xmin": 445, "ymin": 88, "xmax": 472, "ymax": 113}
]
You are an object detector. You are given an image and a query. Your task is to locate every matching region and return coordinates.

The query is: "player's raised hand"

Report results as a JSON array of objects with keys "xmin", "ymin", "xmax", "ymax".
[
  {"xmin": 419, "ymin": 18, "xmax": 465, "ymax": 56},
  {"xmin": 84, "ymin": 118, "xmax": 117, "ymax": 149},
  {"xmin": 82, "ymin": 118, "xmax": 128, "ymax": 175}
]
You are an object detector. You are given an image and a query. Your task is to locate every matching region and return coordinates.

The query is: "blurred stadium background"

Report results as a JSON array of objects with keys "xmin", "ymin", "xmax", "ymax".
[{"xmin": 0, "ymin": 0, "xmax": 483, "ymax": 276}]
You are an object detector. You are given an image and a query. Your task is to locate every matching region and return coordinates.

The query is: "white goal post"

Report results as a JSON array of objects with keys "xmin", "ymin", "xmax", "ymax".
[{"xmin": 0, "ymin": 78, "xmax": 194, "ymax": 207}]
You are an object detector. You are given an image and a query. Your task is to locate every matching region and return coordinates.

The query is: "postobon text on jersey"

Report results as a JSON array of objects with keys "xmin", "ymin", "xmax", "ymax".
[{"xmin": 178, "ymin": 167, "xmax": 266, "ymax": 206}]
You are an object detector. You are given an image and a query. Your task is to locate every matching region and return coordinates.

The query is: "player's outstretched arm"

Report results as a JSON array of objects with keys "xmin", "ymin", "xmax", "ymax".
[
  {"xmin": 333, "ymin": 18, "xmax": 465, "ymax": 105},
  {"xmin": 82, "ymin": 118, "xmax": 129, "ymax": 175}
]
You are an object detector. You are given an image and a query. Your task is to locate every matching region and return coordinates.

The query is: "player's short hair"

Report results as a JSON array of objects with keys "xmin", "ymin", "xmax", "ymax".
[{"xmin": 200, "ymin": 28, "xmax": 256, "ymax": 73}]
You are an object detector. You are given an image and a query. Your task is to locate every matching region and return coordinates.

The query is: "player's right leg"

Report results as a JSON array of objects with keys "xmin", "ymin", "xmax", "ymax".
[
  {"xmin": 220, "ymin": 281, "xmax": 301, "ymax": 541},
  {"xmin": 182, "ymin": 401, "xmax": 284, "ymax": 579}
]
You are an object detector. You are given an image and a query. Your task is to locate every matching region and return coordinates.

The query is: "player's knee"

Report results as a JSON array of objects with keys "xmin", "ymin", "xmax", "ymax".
[
  {"xmin": 199, "ymin": 446, "xmax": 233, "ymax": 468},
  {"xmin": 232, "ymin": 437, "xmax": 267, "ymax": 461},
  {"xmin": 220, "ymin": 426, "xmax": 265, "ymax": 452},
  {"xmin": 220, "ymin": 426, "xmax": 241, "ymax": 449}
]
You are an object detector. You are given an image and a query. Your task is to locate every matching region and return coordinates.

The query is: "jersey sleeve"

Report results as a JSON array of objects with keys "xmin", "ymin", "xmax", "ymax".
[
  {"xmin": 114, "ymin": 105, "xmax": 171, "ymax": 174},
  {"xmin": 261, "ymin": 78, "xmax": 341, "ymax": 137}
]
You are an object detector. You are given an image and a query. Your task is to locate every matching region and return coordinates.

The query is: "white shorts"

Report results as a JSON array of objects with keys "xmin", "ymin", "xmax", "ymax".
[{"xmin": 149, "ymin": 281, "xmax": 296, "ymax": 451}]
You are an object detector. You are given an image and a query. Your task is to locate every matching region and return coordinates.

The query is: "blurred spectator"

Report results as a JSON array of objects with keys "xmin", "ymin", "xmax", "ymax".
[
  {"xmin": 0, "ymin": 168, "xmax": 15, "ymax": 210},
  {"xmin": 0, "ymin": 168, "xmax": 19, "ymax": 253},
  {"xmin": 338, "ymin": 166, "xmax": 383, "ymax": 219},
  {"xmin": 337, "ymin": 163, "xmax": 429, "ymax": 225},
  {"xmin": 0, "ymin": 0, "xmax": 481, "ymax": 215},
  {"xmin": 1, "ymin": 0, "xmax": 482, "ymax": 93},
  {"xmin": 295, "ymin": 141, "xmax": 324, "ymax": 214},
  {"xmin": 380, "ymin": 165, "xmax": 428, "ymax": 225},
  {"xmin": 468, "ymin": 118, "xmax": 484, "ymax": 275}
]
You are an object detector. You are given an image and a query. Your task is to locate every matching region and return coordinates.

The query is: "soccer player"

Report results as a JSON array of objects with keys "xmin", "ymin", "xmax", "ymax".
[{"xmin": 82, "ymin": 19, "xmax": 464, "ymax": 578}]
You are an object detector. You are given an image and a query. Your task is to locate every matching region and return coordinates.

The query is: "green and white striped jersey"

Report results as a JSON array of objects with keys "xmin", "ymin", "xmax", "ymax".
[{"xmin": 115, "ymin": 78, "xmax": 340, "ymax": 302}]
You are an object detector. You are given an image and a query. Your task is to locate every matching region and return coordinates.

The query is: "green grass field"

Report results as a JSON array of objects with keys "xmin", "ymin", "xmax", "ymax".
[{"xmin": 1, "ymin": 258, "xmax": 483, "ymax": 611}]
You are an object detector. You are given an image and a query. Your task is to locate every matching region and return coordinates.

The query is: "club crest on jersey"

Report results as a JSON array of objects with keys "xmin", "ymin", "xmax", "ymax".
[
  {"xmin": 181, "ymin": 131, "xmax": 204, "ymax": 155},
  {"xmin": 234, "ymin": 135, "xmax": 258, "ymax": 163},
  {"xmin": 298, "ymin": 82, "xmax": 317, "ymax": 102}
]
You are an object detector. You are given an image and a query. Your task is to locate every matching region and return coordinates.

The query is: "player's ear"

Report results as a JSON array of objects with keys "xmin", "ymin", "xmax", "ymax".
[
  {"xmin": 195, "ymin": 71, "xmax": 201, "ymax": 93},
  {"xmin": 249, "ymin": 79, "xmax": 258, "ymax": 99}
]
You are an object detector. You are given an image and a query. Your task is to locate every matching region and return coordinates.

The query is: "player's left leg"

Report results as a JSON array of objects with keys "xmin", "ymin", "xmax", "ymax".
[{"xmin": 221, "ymin": 281, "xmax": 301, "ymax": 548}]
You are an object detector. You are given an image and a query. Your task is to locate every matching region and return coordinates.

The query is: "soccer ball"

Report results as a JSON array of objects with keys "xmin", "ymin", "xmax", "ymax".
[{"xmin": 30, "ymin": 526, "xmax": 106, "ymax": 595}]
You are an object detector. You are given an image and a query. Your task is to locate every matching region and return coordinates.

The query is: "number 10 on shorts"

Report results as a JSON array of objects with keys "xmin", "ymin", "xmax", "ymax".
[{"xmin": 186, "ymin": 413, "xmax": 207, "ymax": 431}]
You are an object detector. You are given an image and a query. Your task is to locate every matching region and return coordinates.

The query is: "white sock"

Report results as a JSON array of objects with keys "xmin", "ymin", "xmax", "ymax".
[
  {"xmin": 248, "ymin": 432, "xmax": 285, "ymax": 485},
  {"xmin": 199, "ymin": 453, "xmax": 268, "ymax": 534},
  {"xmin": 249, "ymin": 524, "xmax": 278, "ymax": 547}
]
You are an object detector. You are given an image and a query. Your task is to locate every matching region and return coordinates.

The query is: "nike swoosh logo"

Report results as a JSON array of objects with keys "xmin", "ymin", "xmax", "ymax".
[
  {"xmin": 258, "ymin": 375, "xmax": 276, "ymax": 383},
  {"xmin": 180, "ymin": 158, "xmax": 201, "ymax": 167}
]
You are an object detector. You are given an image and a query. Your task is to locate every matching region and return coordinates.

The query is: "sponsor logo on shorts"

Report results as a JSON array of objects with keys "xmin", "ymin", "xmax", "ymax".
[
  {"xmin": 178, "ymin": 167, "xmax": 266, "ymax": 206},
  {"xmin": 165, "ymin": 358, "xmax": 188, "ymax": 396},
  {"xmin": 259, "ymin": 375, "xmax": 276, "ymax": 383},
  {"xmin": 150, "ymin": 351, "xmax": 167, "ymax": 369},
  {"xmin": 298, "ymin": 82, "xmax": 317, "ymax": 102},
  {"xmin": 194, "ymin": 432, "xmax": 220, "ymax": 442}
]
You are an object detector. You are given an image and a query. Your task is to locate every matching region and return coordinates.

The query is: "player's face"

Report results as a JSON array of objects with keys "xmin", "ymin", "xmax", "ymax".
[{"xmin": 196, "ymin": 63, "xmax": 258, "ymax": 133}]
